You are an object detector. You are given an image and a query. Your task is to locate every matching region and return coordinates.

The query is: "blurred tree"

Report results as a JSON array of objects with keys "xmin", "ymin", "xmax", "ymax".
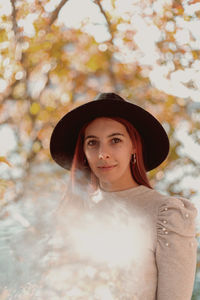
[
  {"xmin": 0, "ymin": 0, "xmax": 199, "ymax": 297},
  {"xmin": 0, "ymin": 0, "xmax": 199, "ymax": 201}
]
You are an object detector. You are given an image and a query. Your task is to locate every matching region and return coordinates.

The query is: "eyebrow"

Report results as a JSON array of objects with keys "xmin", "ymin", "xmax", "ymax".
[{"xmin": 84, "ymin": 133, "xmax": 125, "ymax": 141}]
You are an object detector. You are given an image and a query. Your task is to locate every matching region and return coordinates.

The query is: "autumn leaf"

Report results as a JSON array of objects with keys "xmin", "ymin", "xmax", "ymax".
[{"xmin": 0, "ymin": 157, "xmax": 12, "ymax": 167}]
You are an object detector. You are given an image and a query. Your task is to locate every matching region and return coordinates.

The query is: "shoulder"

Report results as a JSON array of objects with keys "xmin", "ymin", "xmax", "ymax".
[
  {"xmin": 156, "ymin": 194, "xmax": 197, "ymax": 237},
  {"xmin": 152, "ymin": 192, "xmax": 198, "ymax": 252},
  {"xmin": 151, "ymin": 188, "xmax": 198, "ymax": 223},
  {"xmin": 141, "ymin": 186, "xmax": 197, "ymax": 218},
  {"xmin": 138, "ymin": 187, "xmax": 197, "ymax": 234}
]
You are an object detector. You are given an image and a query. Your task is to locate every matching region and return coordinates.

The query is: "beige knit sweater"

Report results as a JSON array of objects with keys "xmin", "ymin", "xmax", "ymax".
[
  {"xmin": 55, "ymin": 185, "xmax": 198, "ymax": 300},
  {"xmin": 90, "ymin": 185, "xmax": 198, "ymax": 300}
]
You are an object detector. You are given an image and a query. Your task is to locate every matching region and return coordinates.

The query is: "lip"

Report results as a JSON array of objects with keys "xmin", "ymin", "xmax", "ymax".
[{"xmin": 98, "ymin": 165, "xmax": 117, "ymax": 170}]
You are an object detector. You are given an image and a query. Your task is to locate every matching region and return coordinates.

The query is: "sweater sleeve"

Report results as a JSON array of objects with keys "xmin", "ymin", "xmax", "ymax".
[{"xmin": 156, "ymin": 196, "xmax": 198, "ymax": 300}]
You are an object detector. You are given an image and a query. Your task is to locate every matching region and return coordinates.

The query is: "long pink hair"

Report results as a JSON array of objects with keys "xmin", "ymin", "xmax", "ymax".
[{"xmin": 70, "ymin": 117, "xmax": 152, "ymax": 191}]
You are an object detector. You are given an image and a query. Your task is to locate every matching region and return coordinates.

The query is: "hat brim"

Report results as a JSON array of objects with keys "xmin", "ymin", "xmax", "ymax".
[{"xmin": 50, "ymin": 99, "xmax": 169, "ymax": 171}]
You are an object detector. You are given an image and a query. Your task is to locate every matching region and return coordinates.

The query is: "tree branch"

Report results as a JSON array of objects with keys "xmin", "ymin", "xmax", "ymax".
[
  {"xmin": 10, "ymin": 0, "xmax": 18, "ymax": 37},
  {"xmin": 48, "ymin": 0, "xmax": 70, "ymax": 27},
  {"xmin": 94, "ymin": 0, "xmax": 118, "ymax": 91},
  {"xmin": 94, "ymin": 0, "xmax": 114, "ymax": 42}
]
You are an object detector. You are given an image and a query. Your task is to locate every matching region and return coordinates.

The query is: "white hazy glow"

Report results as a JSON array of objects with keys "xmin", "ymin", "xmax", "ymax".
[
  {"xmin": 0, "ymin": 78, "xmax": 8, "ymax": 92},
  {"xmin": 67, "ymin": 209, "xmax": 148, "ymax": 268},
  {"xmin": 94, "ymin": 285, "xmax": 114, "ymax": 300},
  {"xmin": 0, "ymin": 125, "xmax": 17, "ymax": 156}
]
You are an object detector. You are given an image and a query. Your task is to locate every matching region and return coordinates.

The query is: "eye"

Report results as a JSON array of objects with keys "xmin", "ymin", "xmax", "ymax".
[
  {"xmin": 87, "ymin": 140, "xmax": 97, "ymax": 147},
  {"xmin": 111, "ymin": 138, "xmax": 121, "ymax": 144}
]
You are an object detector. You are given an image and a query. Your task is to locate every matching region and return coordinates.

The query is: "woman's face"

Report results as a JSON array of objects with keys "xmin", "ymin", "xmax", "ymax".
[{"xmin": 83, "ymin": 117, "xmax": 137, "ymax": 191}]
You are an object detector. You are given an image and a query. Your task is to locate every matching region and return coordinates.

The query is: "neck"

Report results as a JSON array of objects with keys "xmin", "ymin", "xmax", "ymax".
[{"xmin": 99, "ymin": 180, "xmax": 139, "ymax": 192}]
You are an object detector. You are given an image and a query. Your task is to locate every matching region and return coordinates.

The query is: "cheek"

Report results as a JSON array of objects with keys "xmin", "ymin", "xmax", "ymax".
[
  {"xmin": 116, "ymin": 144, "xmax": 132, "ymax": 157},
  {"xmin": 118, "ymin": 147, "xmax": 132, "ymax": 164},
  {"xmin": 84, "ymin": 149, "xmax": 97, "ymax": 164}
]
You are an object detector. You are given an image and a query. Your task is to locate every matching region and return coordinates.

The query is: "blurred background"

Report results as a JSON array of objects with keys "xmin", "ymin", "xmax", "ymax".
[{"xmin": 0, "ymin": 0, "xmax": 200, "ymax": 299}]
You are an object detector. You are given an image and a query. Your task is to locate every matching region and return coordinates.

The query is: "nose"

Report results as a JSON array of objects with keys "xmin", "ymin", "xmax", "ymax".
[
  {"xmin": 99, "ymin": 153, "xmax": 110, "ymax": 160},
  {"xmin": 98, "ymin": 149, "xmax": 110, "ymax": 160}
]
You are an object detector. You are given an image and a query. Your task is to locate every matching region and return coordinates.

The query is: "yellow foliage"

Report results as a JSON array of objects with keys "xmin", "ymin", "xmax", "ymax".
[
  {"xmin": 0, "ymin": 178, "xmax": 14, "ymax": 201},
  {"xmin": 32, "ymin": 141, "xmax": 41, "ymax": 152},
  {"xmin": 192, "ymin": 50, "xmax": 200, "ymax": 60},
  {"xmin": 0, "ymin": 157, "xmax": 12, "ymax": 167},
  {"xmin": 86, "ymin": 55, "xmax": 105, "ymax": 72},
  {"xmin": 30, "ymin": 102, "xmax": 40, "ymax": 115},
  {"xmin": 38, "ymin": 110, "xmax": 50, "ymax": 122},
  {"xmin": 183, "ymin": 15, "xmax": 191, "ymax": 21},
  {"xmin": 46, "ymin": 106, "xmax": 55, "ymax": 112},
  {"xmin": 0, "ymin": 29, "xmax": 8, "ymax": 43}
]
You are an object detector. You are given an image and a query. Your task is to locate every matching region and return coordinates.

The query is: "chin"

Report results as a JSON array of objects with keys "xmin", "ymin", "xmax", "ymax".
[{"xmin": 99, "ymin": 175, "xmax": 119, "ymax": 185}]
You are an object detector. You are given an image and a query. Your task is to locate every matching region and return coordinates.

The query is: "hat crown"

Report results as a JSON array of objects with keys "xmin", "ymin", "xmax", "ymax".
[{"xmin": 94, "ymin": 92, "xmax": 125, "ymax": 102}]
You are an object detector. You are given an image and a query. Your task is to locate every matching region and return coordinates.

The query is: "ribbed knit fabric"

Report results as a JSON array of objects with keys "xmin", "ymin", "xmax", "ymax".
[{"xmin": 87, "ymin": 185, "xmax": 198, "ymax": 300}]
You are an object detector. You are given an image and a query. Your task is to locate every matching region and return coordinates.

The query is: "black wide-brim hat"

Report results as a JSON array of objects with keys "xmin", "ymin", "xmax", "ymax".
[{"xmin": 50, "ymin": 93, "xmax": 169, "ymax": 171}]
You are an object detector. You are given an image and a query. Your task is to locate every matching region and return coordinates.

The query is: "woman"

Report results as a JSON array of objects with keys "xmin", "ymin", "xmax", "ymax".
[{"xmin": 50, "ymin": 93, "xmax": 198, "ymax": 300}]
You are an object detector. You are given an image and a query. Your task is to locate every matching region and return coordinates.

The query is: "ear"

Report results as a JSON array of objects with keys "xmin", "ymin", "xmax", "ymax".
[{"xmin": 132, "ymin": 146, "xmax": 136, "ymax": 154}]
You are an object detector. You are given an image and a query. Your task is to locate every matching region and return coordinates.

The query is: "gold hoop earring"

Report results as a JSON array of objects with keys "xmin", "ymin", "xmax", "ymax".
[{"xmin": 131, "ymin": 153, "xmax": 136, "ymax": 164}]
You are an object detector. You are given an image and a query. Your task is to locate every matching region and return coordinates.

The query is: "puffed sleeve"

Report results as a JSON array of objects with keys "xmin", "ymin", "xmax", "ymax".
[{"xmin": 156, "ymin": 197, "xmax": 198, "ymax": 300}]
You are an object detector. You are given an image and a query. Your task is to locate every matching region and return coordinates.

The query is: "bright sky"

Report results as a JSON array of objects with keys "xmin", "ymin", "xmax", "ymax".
[{"xmin": 1, "ymin": 0, "xmax": 200, "ymax": 100}]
